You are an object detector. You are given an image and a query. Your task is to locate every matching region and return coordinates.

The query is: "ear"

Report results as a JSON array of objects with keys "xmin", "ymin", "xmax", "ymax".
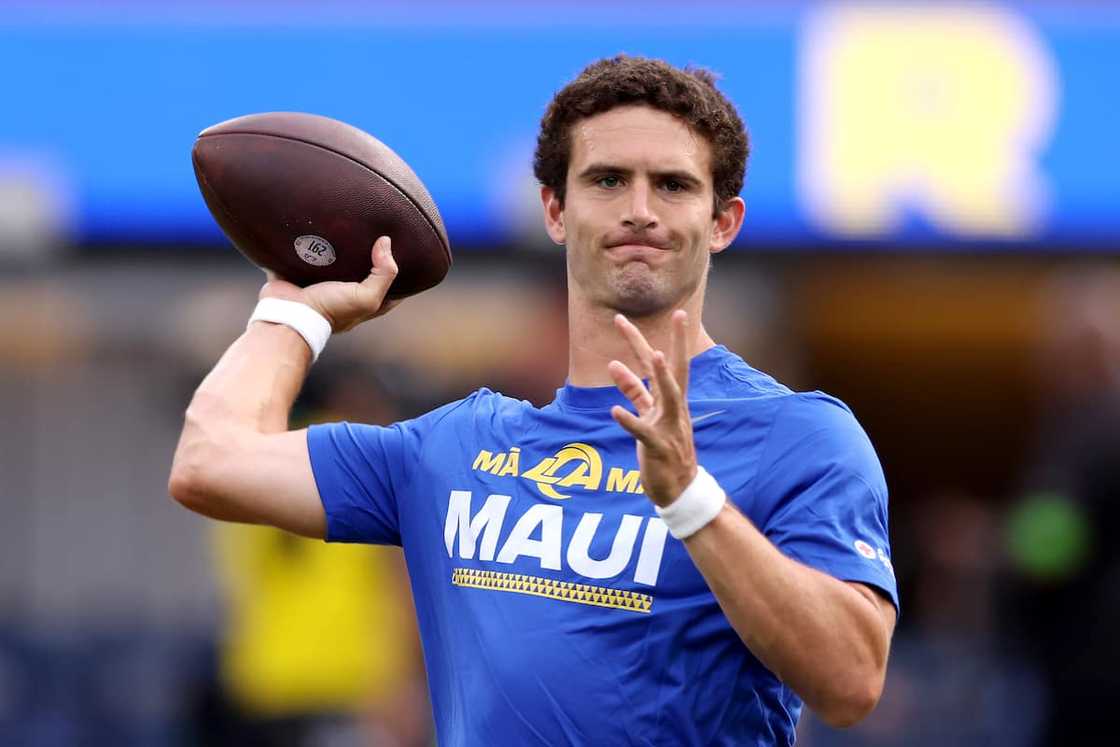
[
  {"xmin": 541, "ymin": 186, "xmax": 566, "ymax": 245},
  {"xmin": 709, "ymin": 196, "xmax": 746, "ymax": 255}
]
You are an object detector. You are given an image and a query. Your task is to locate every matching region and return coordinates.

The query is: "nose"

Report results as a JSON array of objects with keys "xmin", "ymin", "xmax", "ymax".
[{"xmin": 622, "ymin": 180, "xmax": 658, "ymax": 231}]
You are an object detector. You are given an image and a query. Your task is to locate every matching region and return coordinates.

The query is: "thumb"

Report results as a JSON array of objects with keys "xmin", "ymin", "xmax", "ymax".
[{"xmin": 357, "ymin": 236, "xmax": 399, "ymax": 306}]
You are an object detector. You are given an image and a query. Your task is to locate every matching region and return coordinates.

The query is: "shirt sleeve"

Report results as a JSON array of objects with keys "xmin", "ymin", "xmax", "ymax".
[
  {"xmin": 745, "ymin": 393, "xmax": 900, "ymax": 613},
  {"xmin": 307, "ymin": 397, "xmax": 471, "ymax": 546}
]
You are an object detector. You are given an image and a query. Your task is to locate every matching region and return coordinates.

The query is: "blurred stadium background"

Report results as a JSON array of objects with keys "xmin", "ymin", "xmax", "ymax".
[{"xmin": 1, "ymin": 1, "xmax": 1118, "ymax": 745}]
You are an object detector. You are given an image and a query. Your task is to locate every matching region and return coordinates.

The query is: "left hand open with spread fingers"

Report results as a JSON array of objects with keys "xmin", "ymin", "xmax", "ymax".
[{"xmin": 608, "ymin": 310, "xmax": 700, "ymax": 507}]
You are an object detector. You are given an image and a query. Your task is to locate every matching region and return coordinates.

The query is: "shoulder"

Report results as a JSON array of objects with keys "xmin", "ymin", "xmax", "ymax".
[
  {"xmin": 771, "ymin": 391, "xmax": 867, "ymax": 438},
  {"xmin": 758, "ymin": 391, "xmax": 886, "ymax": 496},
  {"xmin": 405, "ymin": 387, "xmax": 536, "ymax": 432},
  {"xmin": 691, "ymin": 348, "xmax": 870, "ymax": 445},
  {"xmin": 451, "ymin": 387, "xmax": 536, "ymax": 418},
  {"xmin": 312, "ymin": 388, "xmax": 534, "ymax": 466},
  {"xmin": 693, "ymin": 346, "xmax": 794, "ymax": 402},
  {"xmin": 696, "ymin": 348, "xmax": 868, "ymax": 441},
  {"xmin": 706, "ymin": 347, "xmax": 868, "ymax": 442}
]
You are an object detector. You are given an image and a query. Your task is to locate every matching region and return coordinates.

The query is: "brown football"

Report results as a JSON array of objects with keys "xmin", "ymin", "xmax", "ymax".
[{"xmin": 192, "ymin": 112, "xmax": 451, "ymax": 296}]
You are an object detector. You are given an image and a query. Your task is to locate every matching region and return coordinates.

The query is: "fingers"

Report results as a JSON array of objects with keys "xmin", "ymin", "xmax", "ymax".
[
  {"xmin": 670, "ymin": 310, "xmax": 689, "ymax": 393},
  {"xmin": 258, "ymin": 275, "xmax": 303, "ymax": 302},
  {"xmin": 610, "ymin": 405, "xmax": 656, "ymax": 445},
  {"xmin": 613, "ymin": 311, "xmax": 691, "ymax": 402},
  {"xmin": 651, "ymin": 350, "xmax": 685, "ymax": 414},
  {"xmin": 614, "ymin": 313, "xmax": 660, "ymax": 399},
  {"xmin": 614, "ymin": 314, "xmax": 656, "ymax": 375},
  {"xmin": 608, "ymin": 360, "xmax": 654, "ymax": 415}
]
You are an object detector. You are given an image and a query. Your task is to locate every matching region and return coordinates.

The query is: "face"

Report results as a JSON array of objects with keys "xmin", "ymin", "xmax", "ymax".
[{"xmin": 542, "ymin": 105, "xmax": 743, "ymax": 318}]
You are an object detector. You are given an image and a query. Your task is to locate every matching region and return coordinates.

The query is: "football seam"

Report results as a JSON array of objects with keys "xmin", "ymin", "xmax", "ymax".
[{"xmin": 197, "ymin": 131, "xmax": 451, "ymax": 267}]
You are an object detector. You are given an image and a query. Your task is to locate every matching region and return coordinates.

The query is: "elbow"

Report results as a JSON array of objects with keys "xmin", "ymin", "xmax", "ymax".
[
  {"xmin": 168, "ymin": 402, "xmax": 228, "ymax": 516},
  {"xmin": 168, "ymin": 443, "xmax": 214, "ymax": 515},
  {"xmin": 814, "ymin": 672, "xmax": 884, "ymax": 729},
  {"xmin": 169, "ymin": 460, "xmax": 203, "ymax": 512}
]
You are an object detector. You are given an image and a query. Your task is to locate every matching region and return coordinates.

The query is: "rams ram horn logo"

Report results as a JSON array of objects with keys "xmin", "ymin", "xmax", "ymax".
[{"xmin": 520, "ymin": 443, "xmax": 602, "ymax": 500}]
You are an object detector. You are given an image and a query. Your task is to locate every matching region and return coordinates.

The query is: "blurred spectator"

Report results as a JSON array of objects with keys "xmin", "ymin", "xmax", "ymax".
[
  {"xmin": 192, "ymin": 359, "xmax": 432, "ymax": 747},
  {"xmin": 1005, "ymin": 265, "xmax": 1120, "ymax": 744}
]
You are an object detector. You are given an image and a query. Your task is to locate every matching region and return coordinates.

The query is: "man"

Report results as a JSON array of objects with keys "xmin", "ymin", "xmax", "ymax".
[{"xmin": 171, "ymin": 56, "xmax": 898, "ymax": 745}]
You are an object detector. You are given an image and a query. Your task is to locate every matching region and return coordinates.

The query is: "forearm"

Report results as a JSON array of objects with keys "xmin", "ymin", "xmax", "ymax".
[
  {"xmin": 170, "ymin": 323, "xmax": 311, "ymax": 503},
  {"xmin": 683, "ymin": 503, "xmax": 890, "ymax": 727},
  {"xmin": 169, "ymin": 247, "xmax": 395, "ymax": 536},
  {"xmin": 189, "ymin": 322, "xmax": 311, "ymax": 433}
]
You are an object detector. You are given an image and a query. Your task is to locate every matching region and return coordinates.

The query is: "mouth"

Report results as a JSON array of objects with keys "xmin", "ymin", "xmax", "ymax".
[
  {"xmin": 604, "ymin": 239, "xmax": 672, "ymax": 258},
  {"xmin": 605, "ymin": 235, "xmax": 670, "ymax": 249},
  {"xmin": 605, "ymin": 244, "xmax": 669, "ymax": 263}
]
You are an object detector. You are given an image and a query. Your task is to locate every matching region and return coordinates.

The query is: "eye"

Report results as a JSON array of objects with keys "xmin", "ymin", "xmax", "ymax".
[
  {"xmin": 663, "ymin": 179, "xmax": 684, "ymax": 193},
  {"xmin": 597, "ymin": 175, "xmax": 622, "ymax": 189}
]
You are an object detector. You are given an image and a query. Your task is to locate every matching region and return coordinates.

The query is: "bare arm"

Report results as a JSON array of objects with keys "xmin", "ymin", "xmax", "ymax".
[
  {"xmin": 607, "ymin": 311, "xmax": 895, "ymax": 728},
  {"xmin": 168, "ymin": 237, "xmax": 399, "ymax": 538},
  {"xmin": 683, "ymin": 505, "xmax": 896, "ymax": 727}
]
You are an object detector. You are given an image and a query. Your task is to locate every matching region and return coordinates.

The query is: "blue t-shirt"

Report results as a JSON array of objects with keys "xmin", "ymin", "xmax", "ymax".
[{"xmin": 307, "ymin": 345, "xmax": 898, "ymax": 746}]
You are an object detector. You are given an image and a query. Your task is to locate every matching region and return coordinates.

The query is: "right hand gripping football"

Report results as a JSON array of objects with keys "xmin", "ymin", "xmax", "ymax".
[{"xmin": 259, "ymin": 236, "xmax": 400, "ymax": 332}]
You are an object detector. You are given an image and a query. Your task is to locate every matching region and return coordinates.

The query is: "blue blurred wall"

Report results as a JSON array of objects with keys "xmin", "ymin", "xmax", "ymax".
[{"xmin": 1, "ymin": 1, "xmax": 1117, "ymax": 248}]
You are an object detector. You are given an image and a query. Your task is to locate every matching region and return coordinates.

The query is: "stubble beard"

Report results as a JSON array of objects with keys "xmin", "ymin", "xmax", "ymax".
[
  {"xmin": 569, "ymin": 238, "xmax": 706, "ymax": 319},
  {"xmin": 607, "ymin": 250, "xmax": 712, "ymax": 319},
  {"xmin": 603, "ymin": 261, "xmax": 671, "ymax": 317}
]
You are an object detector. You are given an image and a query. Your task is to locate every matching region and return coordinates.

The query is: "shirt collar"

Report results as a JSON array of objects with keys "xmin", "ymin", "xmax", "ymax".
[{"xmin": 553, "ymin": 345, "xmax": 730, "ymax": 411}]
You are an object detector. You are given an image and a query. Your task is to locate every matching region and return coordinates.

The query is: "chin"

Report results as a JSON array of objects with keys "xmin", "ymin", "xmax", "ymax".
[{"xmin": 606, "ymin": 275, "xmax": 673, "ymax": 317}]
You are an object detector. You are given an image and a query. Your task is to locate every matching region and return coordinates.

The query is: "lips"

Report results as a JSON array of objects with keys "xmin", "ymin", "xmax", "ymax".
[
  {"xmin": 607, "ymin": 243, "xmax": 665, "ymax": 252},
  {"xmin": 605, "ymin": 243, "xmax": 669, "ymax": 262},
  {"xmin": 604, "ymin": 236, "xmax": 671, "ymax": 252}
]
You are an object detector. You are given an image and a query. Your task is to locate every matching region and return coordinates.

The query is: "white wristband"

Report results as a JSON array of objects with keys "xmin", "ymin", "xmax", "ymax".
[
  {"xmin": 247, "ymin": 298, "xmax": 332, "ymax": 363},
  {"xmin": 655, "ymin": 465, "xmax": 727, "ymax": 539}
]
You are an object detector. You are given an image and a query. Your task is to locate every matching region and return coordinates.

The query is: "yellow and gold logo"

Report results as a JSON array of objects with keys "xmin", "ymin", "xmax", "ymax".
[{"xmin": 472, "ymin": 443, "xmax": 643, "ymax": 500}]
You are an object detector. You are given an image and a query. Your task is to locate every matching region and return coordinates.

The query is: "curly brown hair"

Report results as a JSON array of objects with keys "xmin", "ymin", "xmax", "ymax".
[{"xmin": 533, "ymin": 55, "xmax": 749, "ymax": 214}]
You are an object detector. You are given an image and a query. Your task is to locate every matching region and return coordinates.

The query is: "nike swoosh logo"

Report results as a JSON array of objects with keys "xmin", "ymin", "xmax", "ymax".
[{"xmin": 690, "ymin": 409, "xmax": 727, "ymax": 425}]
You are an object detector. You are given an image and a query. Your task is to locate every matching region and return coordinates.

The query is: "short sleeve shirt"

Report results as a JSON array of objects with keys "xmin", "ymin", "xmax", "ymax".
[{"xmin": 308, "ymin": 345, "xmax": 898, "ymax": 746}]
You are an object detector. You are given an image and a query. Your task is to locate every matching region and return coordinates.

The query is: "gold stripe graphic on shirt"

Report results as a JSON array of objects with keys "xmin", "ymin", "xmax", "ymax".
[{"xmin": 451, "ymin": 567, "xmax": 653, "ymax": 614}]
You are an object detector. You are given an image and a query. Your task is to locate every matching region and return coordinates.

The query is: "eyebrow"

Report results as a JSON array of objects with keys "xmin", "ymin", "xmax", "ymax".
[{"xmin": 577, "ymin": 162, "xmax": 703, "ymax": 186}]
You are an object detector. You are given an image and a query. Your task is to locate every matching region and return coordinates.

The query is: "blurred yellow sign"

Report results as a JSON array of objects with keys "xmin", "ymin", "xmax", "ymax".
[{"xmin": 798, "ymin": 4, "xmax": 1058, "ymax": 238}]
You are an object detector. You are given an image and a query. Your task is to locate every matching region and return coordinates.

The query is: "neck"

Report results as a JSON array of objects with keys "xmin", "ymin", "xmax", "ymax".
[{"xmin": 566, "ymin": 285, "xmax": 716, "ymax": 387}]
